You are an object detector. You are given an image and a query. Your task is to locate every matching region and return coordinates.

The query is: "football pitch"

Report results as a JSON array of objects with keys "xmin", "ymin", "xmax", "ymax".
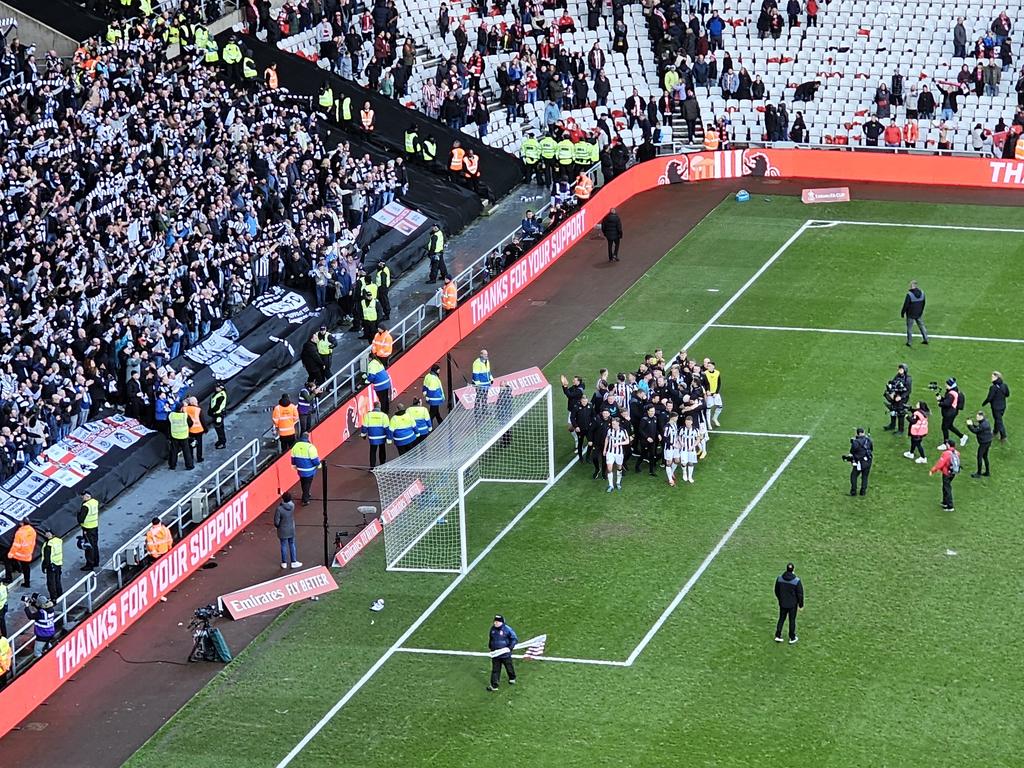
[{"xmin": 125, "ymin": 196, "xmax": 1024, "ymax": 768}]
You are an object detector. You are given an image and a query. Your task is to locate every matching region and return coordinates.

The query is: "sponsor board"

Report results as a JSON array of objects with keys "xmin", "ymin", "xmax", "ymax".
[
  {"xmin": 802, "ymin": 186, "xmax": 851, "ymax": 204},
  {"xmin": 454, "ymin": 366, "xmax": 549, "ymax": 408},
  {"xmin": 333, "ymin": 518, "xmax": 383, "ymax": 567},
  {"xmin": 380, "ymin": 480, "xmax": 426, "ymax": 525},
  {"xmin": 220, "ymin": 566, "xmax": 338, "ymax": 620}
]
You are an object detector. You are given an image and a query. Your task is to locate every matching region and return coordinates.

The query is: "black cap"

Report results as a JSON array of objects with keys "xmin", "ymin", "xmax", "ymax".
[
  {"xmin": 494, "ymin": 614, "xmax": 504, "ymax": 623},
  {"xmin": 856, "ymin": 427, "xmax": 865, "ymax": 435},
  {"xmin": 786, "ymin": 562, "xmax": 795, "ymax": 572}
]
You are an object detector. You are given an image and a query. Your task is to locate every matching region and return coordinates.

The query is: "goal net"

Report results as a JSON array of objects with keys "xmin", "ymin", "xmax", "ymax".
[{"xmin": 373, "ymin": 381, "xmax": 554, "ymax": 573}]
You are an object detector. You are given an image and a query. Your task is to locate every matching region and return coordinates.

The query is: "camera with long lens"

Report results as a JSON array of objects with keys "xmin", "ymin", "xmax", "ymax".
[
  {"xmin": 193, "ymin": 604, "xmax": 222, "ymax": 623},
  {"xmin": 884, "ymin": 379, "xmax": 909, "ymax": 417}
]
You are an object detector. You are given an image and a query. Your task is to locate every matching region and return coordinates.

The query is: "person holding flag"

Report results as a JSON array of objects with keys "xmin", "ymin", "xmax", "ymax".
[{"xmin": 487, "ymin": 614, "xmax": 518, "ymax": 691}]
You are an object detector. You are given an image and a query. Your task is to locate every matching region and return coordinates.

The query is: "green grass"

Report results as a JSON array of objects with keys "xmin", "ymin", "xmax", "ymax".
[{"xmin": 125, "ymin": 196, "xmax": 1024, "ymax": 768}]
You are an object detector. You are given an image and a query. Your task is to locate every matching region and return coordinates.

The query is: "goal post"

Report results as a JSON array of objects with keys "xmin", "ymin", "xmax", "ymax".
[{"xmin": 373, "ymin": 373, "xmax": 554, "ymax": 573}]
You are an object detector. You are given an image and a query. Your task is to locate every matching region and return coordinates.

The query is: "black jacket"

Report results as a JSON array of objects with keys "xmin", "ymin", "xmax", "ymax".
[
  {"xmin": 901, "ymin": 287, "xmax": 925, "ymax": 319},
  {"xmin": 572, "ymin": 403, "xmax": 595, "ymax": 433},
  {"xmin": 850, "ymin": 435, "xmax": 873, "ymax": 464},
  {"xmin": 601, "ymin": 212, "xmax": 622, "ymax": 240},
  {"xmin": 968, "ymin": 417, "xmax": 993, "ymax": 444},
  {"xmin": 982, "ymin": 379, "xmax": 1010, "ymax": 411},
  {"xmin": 775, "ymin": 571, "xmax": 804, "ymax": 609}
]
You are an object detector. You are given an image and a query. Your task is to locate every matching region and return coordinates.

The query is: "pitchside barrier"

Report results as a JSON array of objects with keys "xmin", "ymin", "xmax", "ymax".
[{"xmin": 2, "ymin": 149, "xmax": 1023, "ymax": 736}]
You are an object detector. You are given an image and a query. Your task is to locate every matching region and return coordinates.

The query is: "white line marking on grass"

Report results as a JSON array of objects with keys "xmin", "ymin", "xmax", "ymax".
[
  {"xmin": 679, "ymin": 220, "xmax": 814, "ymax": 352},
  {"xmin": 812, "ymin": 219, "xmax": 1024, "ymax": 234},
  {"xmin": 713, "ymin": 429, "xmax": 811, "ymax": 440},
  {"xmin": 711, "ymin": 323, "xmax": 1024, "ymax": 345},
  {"xmin": 395, "ymin": 648, "xmax": 629, "ymax": 667},
  {"xmin": 275, "ymin": 458, "xmax": 578, "ymax": 768},
  {"xmin": 624, "ymin": 435, "xmax": 811, "ymax": 666}
]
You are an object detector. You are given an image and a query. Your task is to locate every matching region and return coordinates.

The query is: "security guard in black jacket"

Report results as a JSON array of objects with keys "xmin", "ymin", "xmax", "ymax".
[
  {"xmin": 982, "ymin": 371, "xmax": 1010, "ymax": 442},
  {"xmin": 571, "ymin": 396, "xmax": 595, "ymax": 462},
  {"xmin": 774, "ymin": 562, "xmax": 804, "ymax": 644},
  {"xmin": 966, "ymin": 411, "xmax": 993, "ymax": 477},
  {"xmin": 589, "ymin": 409, "xmax": 611, "ymax": 479},
  {"xmin": 846, "ymin": 427, "xmax": 873, "ymax": 496},
  {"xmin": 635, "ymin": 404, "xmax": 659, "ymax": 475}
]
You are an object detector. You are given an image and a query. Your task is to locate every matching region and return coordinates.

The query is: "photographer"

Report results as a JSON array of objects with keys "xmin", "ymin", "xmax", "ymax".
[
  {"xmin": 936, "ymin": 378, "xmax": 968, "ymax": 448},
  {"xmin": 883, "ymin": 364, "xmax": 912, "ymax": 434},
  {"xmin": 23, "ymin": 594, "xmax": 56, "ymax": 658},
  {"xmin": 845, "ymin": 427, "xmax": 873, "ymax": 496},
  {"xmin": 904, "ymin": 401, "xmax": 930, "ymax": 464}
]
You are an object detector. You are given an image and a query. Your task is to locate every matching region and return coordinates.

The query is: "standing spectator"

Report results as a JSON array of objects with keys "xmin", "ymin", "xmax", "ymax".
[
  {"xmin": 737, "ymin": 67, "xmax": 753, "ymax": 100},
  {"xmin": 786, "ymin": 0, "xmax": 800, "ymax": 27},
  {"xmin": 274, "ymin": 492, "xmax": 302, "ymax": 569},
  {"xmin": 903, "ymin": 118, "xmax": 920, "ymax": 148},
  {"xmin": 790, "ymin": 110, "xmax": 807, "ymax": 142},
  {"xmin": 929, "ymin": 439, "xmax": 961, "ymax": 511},
  {"xmin": 884, "ymin": 120, "xmax": 901, "ymax": 147},
  {"xmin": 992, "ymin": 11, "xmax": 1012, "ymax": 45},
  {"xmin": 863, "ymin": 115, "xmax": 884, "ymax": 146},
  {"xmin": 982, "ymin": 371, "xmax": 1010, "ymax": 442},
  {"xmin": 953, "ymin": 17, "xmax": 967, "ymax": 58},
  {"xmin": 806, "ymin": 0, "xmax": 818, "ymax": 27},
  {"xmin": 774, "ymin": 562, "xmax": 804, "ymax": 644},
  {"xmin": 707, "ymin": 11, "xmax": 725, "ymax": 50},
  {"xmin": 917, "ymin": 85, "xmax": 936, "ymax": 118},
  {"xmin": 874, "ymin": 82, "xmax": 892, "ymax": 118},
  {"xmin": 601, "ymin": 208, "xmax": 623, "ymax": 262},
  {"xmin": 985, "ymin": 58, "xmax": 1002, "ymax": 96}
]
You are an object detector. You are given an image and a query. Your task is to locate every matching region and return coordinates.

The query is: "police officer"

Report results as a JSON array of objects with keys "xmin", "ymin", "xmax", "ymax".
[
  {"xmin": 982, "ymin": 371, "xmax": 1010, "ymax": 442},
  {"xmin": 375, "ymin": 260, "xmax": 392, "ymax": 320},
  {"xmin": 846, "ymin": 427, "xmax": 872, "ymax": 496},
  {"xmin": 317, "ymin": 80, "xmax": 335, "ymax": 117},
  {"xmin": 883, "ymin": 363, "xmax": 912, "ymax": 433},
  {"xmin": 360, "ymin": 402, "xmax": 391, "ymax": 466},
  {"xmin": 486, "ymin": 614, "xmax": 518, "ymax": 691},
  {"xmin": 78, "ymin": 489, "xmax": 100, "ymax": 571},
  {"xmin": 421, "ymin": 133, "xmax": 438, "ymax": 168},
  {"xmin": 221, "ymin": 36, "xmax": 243, "ymax": 85},
  {"xmin": 422, "ymin": 364, "xmax": 446, "ymax": 424},
  {"xmin": 360, "ymin": 289, "xmax": 381, "ymax": 341},
  {"xmin": 966, "ymin": 411, "xmax": 993, "ymax": 478},
  {"xmin": 539, "ymin": 132, "xmax": 558, "ymax": 185},
  {"xmin": 774, "ymin": 562, "xmax": 804, "ymax": 644},
  {"xmin": 41, "ymin": 530, "xmax": 63, "ymax": 601},
  {"xmin": 290, "ymin": 434, "xmax": 321, "ymax": 506},
  {"xmin": 209, "ymin": 382, "xmax": 228, "ymax": 449},
  {"xmin": 426, "ymin": 225, "xmax": 449, "ymax": 283},
  {"xmin": 573, "ymin": 136, "xmax": 592, "ymax": 176}
]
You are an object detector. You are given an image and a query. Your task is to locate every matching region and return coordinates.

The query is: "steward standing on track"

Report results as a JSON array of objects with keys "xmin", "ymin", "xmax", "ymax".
[
  {"xmin": 486, "ymin": 614, "xmax": 518, "ymax": 691},
  {"xmin": 361, "ymin": 402, "xmax": 391, "ymax": 467},
  {"xmin": 5, "ymin": 520, "xmax": 36, "ymax": 586},
  {"xmin": 407, "ymin": 398, "xmax": 433, "ymax": 445},
  {"xmin": 472, "ymin": 349, "xmax": 493, "ymax": 391},
  {"xmin": 290, "ymin": 434, "xmax": 321, "ymax": 506},
  {"xmin": 389, "ymin": 405, "xmax": 418, "ymax": 455},
  {"xmin": 372, "ymin": 325, "xmax": 394, "ymax": 362},
  {"xmin": 423, "ymin": 364, "xmax": 446, "ymax": 424},
  {"xmin": 78, "ymin": 488, "xmax": 100, "ymax": 572},
  {"xmin": 774, "ymin": 562, "xmax": 804, "ymax": 644},
  {"xmin": 209, "ymin": 382, "xmax": 228, "ymax": 449}
]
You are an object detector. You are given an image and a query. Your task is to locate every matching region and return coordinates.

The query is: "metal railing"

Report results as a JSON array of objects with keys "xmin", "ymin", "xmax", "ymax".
[
  {"xmin": 109, "ymin": 438, "xmax": 264, "ymax": 587},
  {"xmin": 7, "ymin": 571, "xmax": 98, "ymax": 676},
  {"xmin": 665, "ymin": 138, "xmax": 994, "ymax": 158}
]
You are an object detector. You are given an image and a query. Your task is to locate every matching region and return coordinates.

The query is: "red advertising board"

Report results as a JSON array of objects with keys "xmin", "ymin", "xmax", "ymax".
[
  {"xmin": 380, "ymin": 479, "xmax": 426, "ymax": 525},
  {"xmin": 333, "ymin": 518, "xmax": 383, "ymax": 568},
  {"xmin": 220, "ymin": 566, "xmax": 338, "ymax": 620},
  {"xmin": 5, "ymin": 148, "xmax": 1024, "ymax": 737},
  {"xmin": 453, "ymin": 366, "xmax": 549, "ymax": 408}
]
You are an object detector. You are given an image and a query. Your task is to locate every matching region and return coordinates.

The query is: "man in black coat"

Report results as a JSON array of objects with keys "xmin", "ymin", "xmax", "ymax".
[
  {"xmin": 982, "ymin": 370, "xmax": 1010, "ymax": 442},
  {"xmin": 847, "ymin": 427, "xmax": 873, "ymax": 496},
  {"xmin": 774, "ymin": 562, "xmax": 804, "ymax": 644},
  {"xmin": 588, "ymin": 408, "xmax": 611, "ymax": 478},
  {"xmin": 571, "ymin": 395, "xmax": 595, "ymax": 461},
  {"xmin": 601, "ymin": 208, "xmax": 623, "ymax": 262},
  {"xmin": 900, "ymin": 279, "xmax": 929, "ymax": 346},
  {"xmin": 634, "ymin": 404, "xmax": 659, "ymax": 475},
  {"xmin": 967, "ymin": 411, "xmax": 994, "ymax": 477}
]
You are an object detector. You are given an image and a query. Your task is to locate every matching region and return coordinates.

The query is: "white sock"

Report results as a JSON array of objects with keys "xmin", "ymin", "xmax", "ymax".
[
  {"xmin": 667, "ymin": 464, "xmax": 675, "ymax": 481},
  {"xmin": 615, "ymin": 468, "xmax": 621, "ymax": 486},
  {"xmin": 686, "ymin": 465, "xmax": 694, "ymax": 481},
  {"xmin": 607, "ymin": 471, "xmax": 614, "ymax": 489}
]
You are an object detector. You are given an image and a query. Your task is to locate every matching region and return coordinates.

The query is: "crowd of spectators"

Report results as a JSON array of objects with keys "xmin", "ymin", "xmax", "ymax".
[{"xmin": 0, "ymin": 9, "xmax": 402, "ymax": 480}]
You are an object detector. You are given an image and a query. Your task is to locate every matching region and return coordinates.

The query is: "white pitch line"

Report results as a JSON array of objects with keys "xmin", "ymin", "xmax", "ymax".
[
  {"xmin": 712, "ymin": 429, "xmax": 811, "ymax": 440},
  {"xmin": 711, "ymin": 323, "xmax": 1024, "ymax": 345},
  {"xmin": 275, "ymin": 458, "xmax": 578, "ymax": 768},
  {"xmin": 395, "ymin": 647, "xmax": 629, "ymax": 667},
  {"xmin": 810, "ymin": 218, "xmax": 1024, "ymax": 235},
  {"xmin": 679, "ymin": 220, "xmax": 814, "ymax": 352},
  {"xmin": 624, "ymin": 435, "xmax": 811, "ymax": 666}
]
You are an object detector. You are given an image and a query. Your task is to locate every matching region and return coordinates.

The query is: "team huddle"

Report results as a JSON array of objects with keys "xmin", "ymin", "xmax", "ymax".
[{"xmin": 560, "ymin": 350, "xmax": 723, "ymax": 492}]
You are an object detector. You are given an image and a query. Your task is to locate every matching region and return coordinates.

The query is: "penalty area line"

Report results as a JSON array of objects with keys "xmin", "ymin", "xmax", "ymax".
[
  {"xmin": 396, "ymin": 647, "xmax": 629, "ymax": 667},
  {"xmin": 711, "ymin": 323, "xmax": 1024, "ymax": 345},
  {"xmin": 624, "ymin": 434, "xmax": 811, "ymax": 666},
  {"xmin": 275, "ymin": 457, "xmax": 579, "ymax": 768}
]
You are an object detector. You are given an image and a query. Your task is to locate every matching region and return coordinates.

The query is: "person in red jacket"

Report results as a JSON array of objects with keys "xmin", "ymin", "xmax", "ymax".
[{"xmin": 929, "ymin": 439, "xmax": 961, "ymax": 511}]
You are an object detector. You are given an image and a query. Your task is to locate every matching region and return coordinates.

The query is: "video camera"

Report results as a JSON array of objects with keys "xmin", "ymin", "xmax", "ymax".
[
  {"xmin": 193, "ymin": 604, "xmax": 223, "ymax": 623},
  {"xmin": 20, "ymin": 592, "xmax": 47, "ymax": 609}
]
